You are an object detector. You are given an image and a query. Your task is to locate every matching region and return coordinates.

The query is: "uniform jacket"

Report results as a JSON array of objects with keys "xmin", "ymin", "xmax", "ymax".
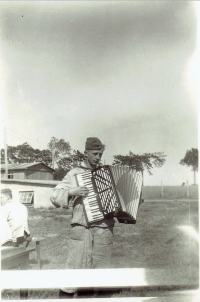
[{"xmin": 50, "ymin": 160, "xmax": 115, "ymax": 227}]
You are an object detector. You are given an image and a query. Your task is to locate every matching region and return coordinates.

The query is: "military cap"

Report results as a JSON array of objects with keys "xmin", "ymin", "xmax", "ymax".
[
  {"xmin": 1, "ymin": 188, "xmax": 12, "ymax": 195},
  {"xmin": 85, "ymin": 137, "xmax": 103, "ymax": 150}
]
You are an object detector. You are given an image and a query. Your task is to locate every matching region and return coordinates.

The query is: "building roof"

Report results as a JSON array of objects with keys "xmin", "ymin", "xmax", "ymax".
[
  {"xmin": 1, "ymin": 178, "xmax": 60, "ymax": 186},
  {"xmin": 1, "ymin": 162, "xmax": 55, "ymax": 172}
]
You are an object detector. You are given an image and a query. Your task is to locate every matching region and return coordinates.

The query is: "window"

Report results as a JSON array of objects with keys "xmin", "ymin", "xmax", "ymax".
[
  {"xmin": 8, "ymin": 173, "xmax": 14, "ymax": 179},
  {"xmin": 19, "ymin": 191, "xmax": 34, "ymax": 204}
]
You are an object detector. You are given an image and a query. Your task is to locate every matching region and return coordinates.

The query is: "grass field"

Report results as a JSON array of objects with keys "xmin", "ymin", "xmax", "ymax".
[{"xmin": 2, "ymin": 200, "xmax": 199, "ymax": 300}]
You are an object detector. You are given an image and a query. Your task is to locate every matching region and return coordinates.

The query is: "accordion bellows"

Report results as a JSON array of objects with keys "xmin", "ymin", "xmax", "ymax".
[{"xmin": 76, "ymin": 165, "xmax": 143, "ymax": 224}]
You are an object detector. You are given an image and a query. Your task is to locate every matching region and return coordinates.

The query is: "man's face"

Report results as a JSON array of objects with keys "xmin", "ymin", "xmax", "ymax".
[
  {"xmin": 86, "ymin": 149, "xmax": 103, "ymax": 167},
  {"xmin": 1, "ymin": 193, "xmax": 9, "ymax": 206}
]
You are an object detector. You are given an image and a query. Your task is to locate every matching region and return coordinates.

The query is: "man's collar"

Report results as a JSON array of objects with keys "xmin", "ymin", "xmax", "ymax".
[
  {"xmin": 1, "ymin": 199, "xmax": 12, "ymax": 206},
  {"xmin": 81, "ymin": 159, "xmax": 93, "ymax": 170},
  {"xmin": 80, "ymin": 159, "xmax": 103, "ymax": 170}
]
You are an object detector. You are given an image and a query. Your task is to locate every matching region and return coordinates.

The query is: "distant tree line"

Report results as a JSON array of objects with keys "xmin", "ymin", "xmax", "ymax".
[
  {"xmin": 1, "ymin": 138, "xmax": 198, "ymax": 183},
  {"xmin": 0, "ymin": 137, "xmax": 86, "ymax": 180},
  {"xmin": 1, "ymin": 136, "xmax": 168, "ymax": 181}
]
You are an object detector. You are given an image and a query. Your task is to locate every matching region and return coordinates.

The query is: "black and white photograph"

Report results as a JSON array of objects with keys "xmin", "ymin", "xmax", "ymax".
[{"xmin": 0, "ymin": 1, "xmax": 199, "ymax": 301}]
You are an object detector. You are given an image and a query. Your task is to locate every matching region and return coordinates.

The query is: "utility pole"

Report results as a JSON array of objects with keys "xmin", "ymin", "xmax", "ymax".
[
  {"xmin": 186, "ymin": 180, "xmax": 189, "ymax": 197},
  {"xmin": 142, "ymin": 170, "xmax": 144, "ymax": 186},
  {"xmin": 194, "ymin": 169, "xmax": 196, "ymax": 185},
  {"xmin": 52, "ymin": 140, "xmax": 55, "ymax": 169},
  {"xmin": 4, "ymin": 127, "xmax": 8, "ymax": 178},
  {"xmin": 161, "ymin": 180, "xmax": 163, "ymax": 197}
]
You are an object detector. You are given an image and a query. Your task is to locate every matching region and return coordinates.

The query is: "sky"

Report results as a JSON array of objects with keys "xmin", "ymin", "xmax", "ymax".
[{"xmin": 0, "ymin": 1, "xmax": 199, "ymax": 185}]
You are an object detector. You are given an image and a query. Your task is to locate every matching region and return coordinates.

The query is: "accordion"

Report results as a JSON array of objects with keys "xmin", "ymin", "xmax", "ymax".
[{"xmin": 75, "ymin": 165, "xmax": 143, "ymax": 224}]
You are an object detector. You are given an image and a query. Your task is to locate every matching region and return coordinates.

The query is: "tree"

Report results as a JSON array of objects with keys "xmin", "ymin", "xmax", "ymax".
[
  {"xmin": 47, "ymin": 137, "xmax": 71, "ymax": 167},
  {"xmin": 1, "ymin": 143, "xmax": 33, "ymax": 164},
  {"xmin": 180, "ymin": 148, "xmax": 198, "ymax": 185},
  {"xmin": 113, "ymin": 151, "xmax": 166, "ymax": 176},
  {"xmin": 71, "ymin": 150, "xmax": 87, "ymax": 167},
  {"xmin": 33, "ymin": 149, "xmax": 52, "ymax": 166},
  {"xmin": 47, "ymin": 137, "xmax": 83, "ymax": 179},
  {"xmin": 1, "ymin": 143, "xmax": 52, "ymax": 165},
  {"xmin": 54, "ymin": 150, "xmax": 87, "ymax": 180},
  {"xmin": 53, "ymin": 167, "xmax": 70, "ymax": 181}
]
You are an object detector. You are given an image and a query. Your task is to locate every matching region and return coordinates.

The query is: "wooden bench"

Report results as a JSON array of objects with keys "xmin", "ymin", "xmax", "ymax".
[
  {"xmin": 1, "ymin": 246, "xmax": 35, "ymax": 270},
  {"xmin": 25, "ymin": 237, "xmax": 45, "ymax": 269},
  {"xmin": 1, "ymin": 247, "xmax": 36, "ymax": 299}
]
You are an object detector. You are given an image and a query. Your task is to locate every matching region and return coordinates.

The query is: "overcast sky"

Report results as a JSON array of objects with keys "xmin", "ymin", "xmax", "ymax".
[{"xmin": 0, "ymin": 1, "xmax": 199, "ymax": 185}]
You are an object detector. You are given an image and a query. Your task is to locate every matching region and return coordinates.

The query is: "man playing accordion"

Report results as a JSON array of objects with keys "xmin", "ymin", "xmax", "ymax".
[{"xmin": 51, "ymin": 137, "xmax": 114, "ymax": 298}]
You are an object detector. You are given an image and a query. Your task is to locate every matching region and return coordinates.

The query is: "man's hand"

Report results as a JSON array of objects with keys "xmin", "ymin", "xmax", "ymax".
[{"xmin": 69, "ymin": 187, "xmax": 89, "ymax": 197}]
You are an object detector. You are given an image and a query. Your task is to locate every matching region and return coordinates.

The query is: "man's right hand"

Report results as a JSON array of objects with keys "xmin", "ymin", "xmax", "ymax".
[{"xmin": 69, "ymin": 187, "xmax": 89, "ymax": 197}]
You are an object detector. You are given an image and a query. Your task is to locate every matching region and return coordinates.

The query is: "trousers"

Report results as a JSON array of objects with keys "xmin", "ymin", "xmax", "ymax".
[
  {"xmin": 66, "ymin": 224, "xmax": 113, "ymax": 269},
  {"xmin": 60, "ymin": 224, "xmax": 114, "ymax": 294}
]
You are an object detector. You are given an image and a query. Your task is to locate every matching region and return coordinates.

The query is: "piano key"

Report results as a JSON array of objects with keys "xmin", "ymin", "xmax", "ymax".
[{"xmin": 85, "ymin": 205, "xmax": 99, "ymax": 210}]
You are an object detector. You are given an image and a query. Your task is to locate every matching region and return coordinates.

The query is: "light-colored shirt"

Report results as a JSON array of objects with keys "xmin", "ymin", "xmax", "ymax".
[
  {"xmin": 0, "ymin": 210, "xmax": 12, "ymax": 246},
  {"xmin": 51, "ymin": 160, "xmax": 115, "ymax": 227},
  {"xmin": 1, "ymin": 201, "xmax": 30, "ymax": 242}
]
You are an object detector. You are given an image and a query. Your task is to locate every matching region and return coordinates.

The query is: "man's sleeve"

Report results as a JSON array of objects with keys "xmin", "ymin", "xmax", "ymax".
[
  {"xmin": 50, "ymin": 172, "xmax": 75, "ymax": 209},
  {"xmin": 24, "ymin": 206, "xmax": 30, "ymax": 235},
  {"xmin": 1, "ymin": 204, "xmax": 9, "ymax": 220},
  {"xmin": 0, "ymin": 210, "xmax": 12, "ymax": 245}
]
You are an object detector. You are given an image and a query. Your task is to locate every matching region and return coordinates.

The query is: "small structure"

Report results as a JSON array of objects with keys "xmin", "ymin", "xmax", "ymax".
[
  {"xmin": 1, "ymin": 178, "xmax": 60, "ymax": 208},
  {"xmin": 1, "ymin": 163, "xmax": 55, "ymax": 181}
]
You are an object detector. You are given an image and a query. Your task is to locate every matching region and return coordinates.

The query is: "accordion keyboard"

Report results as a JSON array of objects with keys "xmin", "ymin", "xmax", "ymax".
[{"xmin": 76, "ymin": 172, "xmax": 104, "ymax": 223}]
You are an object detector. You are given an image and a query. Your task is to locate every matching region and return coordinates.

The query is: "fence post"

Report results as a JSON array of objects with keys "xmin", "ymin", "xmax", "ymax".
[
  {"xmin": 161, "ymin": 180, "xmax": 163, "ymax": 198},
  {"xmin": 186, "ymin": 180, "xmax": 189, "ymax": 198}
]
